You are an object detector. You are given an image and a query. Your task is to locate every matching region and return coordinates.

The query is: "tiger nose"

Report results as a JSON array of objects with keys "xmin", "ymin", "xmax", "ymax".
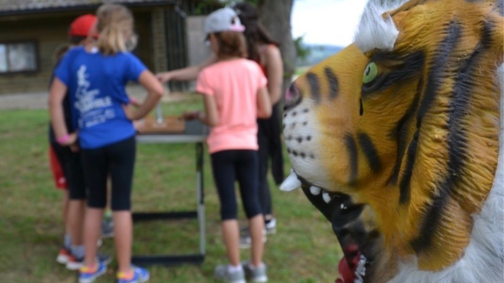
[{"xmin": 284, "ymin": 84, "xmax": 302, "ymax": 111}]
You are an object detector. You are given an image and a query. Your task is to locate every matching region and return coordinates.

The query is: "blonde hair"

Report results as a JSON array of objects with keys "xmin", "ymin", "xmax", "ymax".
[{"xmin": 96, "ymin": 4, "xmax": 136, "ymax": 55}]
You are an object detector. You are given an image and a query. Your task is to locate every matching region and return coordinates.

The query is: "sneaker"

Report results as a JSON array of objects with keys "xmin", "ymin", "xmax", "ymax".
[
  {"xmin": 214, "ymin": 265, "xmax": 246, "ymax": 283},
  {"xmin": 56, "ymin": 247, "xmax": 71, "ymax": 264},
  {"xmin": 79, "ymin": 261, "xmax": 107, "ymax": 283},
  {"xmin": 239, "ymin": 227, "xmax": 267, "ymax": 249},
  {"xmin": 242, "ymin": 261, "xmax": 268, "ymax": 282},
  {"xmin": 101, "ymin": 218, "xmax": 114, "ymax": 238},
  {"xmin": 117, "ymin": 266, "xmax": 150, "ymax": 283},
  {"xmin": 264, "ymin": 218, "xmax": 277, "ymax": 235},
  {"xmin": 67, "ymin": 253, "xmax": 112, "ymax": 270}
]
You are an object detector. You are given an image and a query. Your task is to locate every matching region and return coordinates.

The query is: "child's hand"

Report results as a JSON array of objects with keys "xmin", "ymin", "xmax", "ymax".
[
  {"xmin": 182, "ymin": 110, "xmax": 201, "ymax": 121},
  {"xmin": 129, "ymin": 97, "xmax": 142, "ymax": 108},
  {"xmin": 156, "ymin": 72, "xmax": 172, "ymax": 83},
  {"xmin": 133, "ymin": 120, "xmax": 145, "ymax": 133},
  {"xmin": 57, "ymin": 132, "xmax": 78, "ymax": 147},
  {"xmin": 123, "ymin": 104, "xmax": 138, "ymax": 121}
]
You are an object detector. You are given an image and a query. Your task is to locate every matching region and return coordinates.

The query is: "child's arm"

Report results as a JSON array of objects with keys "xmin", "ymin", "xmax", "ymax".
[
  {"xmin": 264, "ymin": 46, "xmax": 283, "ymax": 105},
  {"xmin": 198, "ymin": 95, "xmax": 219, "ymax": 127},
  {"xmin": 257, "ymin": 86, "xmax": 272, "ymax": 118},
  {"xmin": 49, "ymin": 78, "xmax": 77, "ymax": 146},
  {"xmin": 123, "ymin": 70, "xmax": 164, "ymax": 121},
  {"xmin": 156, "ymin": 54, "xmax": 217, "ymax": 82}
]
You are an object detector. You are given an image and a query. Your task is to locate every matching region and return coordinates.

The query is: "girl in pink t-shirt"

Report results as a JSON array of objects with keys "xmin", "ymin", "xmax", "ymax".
[{"xmin": 183, "ymin": 8, "xmax": 272, "ymax": 283}]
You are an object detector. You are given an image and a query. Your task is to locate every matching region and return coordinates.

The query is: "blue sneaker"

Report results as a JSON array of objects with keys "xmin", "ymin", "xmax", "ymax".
[
  {"xmin": 67, "ymin": 252, "xmax": 112, "ymax": 270},
  {"xmin": 117, "ymin": 266, "xmax": 150, "ymax": 283},
  {"xmin": 79, "ymin": 261, "xmax": 107, "ymax": 283}
]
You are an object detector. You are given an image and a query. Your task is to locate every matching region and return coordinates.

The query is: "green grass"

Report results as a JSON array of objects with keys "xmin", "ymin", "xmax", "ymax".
[{"xmin": 0, "ymin": 98, "xmax": 342, "ymax": 283}]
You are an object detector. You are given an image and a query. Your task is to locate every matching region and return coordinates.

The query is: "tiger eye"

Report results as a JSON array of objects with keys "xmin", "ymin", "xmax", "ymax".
[{"xmin": 363, "ymin": 62, "xmax": 378, "ymax": 84}]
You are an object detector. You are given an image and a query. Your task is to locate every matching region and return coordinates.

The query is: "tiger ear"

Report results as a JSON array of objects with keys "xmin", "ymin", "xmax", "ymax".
[{"xmin": 391, "ymin": 10, "xmax": 408, "ymax": 29}]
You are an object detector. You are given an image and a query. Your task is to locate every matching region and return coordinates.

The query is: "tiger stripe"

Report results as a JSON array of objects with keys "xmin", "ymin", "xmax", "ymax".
[
  {"xmin": 358, "ymin": 132, "xmax": 382, "ymax": 173},
  {"xmin": 389, "ymin": 78, "xmax": 423, "ymax": 185},
  {"xmin": 411, "ymin": 20, "xmax": 495, "ymax": 253},
  {"xmin": 306, "ymin": 72, "xmax": 321, "ymax": 103},
  {"xmin": 324, "ymin": 67, "xmax": 339, "ymax": 100},
  {"xmin": 345, "ymin": 134, "xmax": 359, "ymax": 185}
]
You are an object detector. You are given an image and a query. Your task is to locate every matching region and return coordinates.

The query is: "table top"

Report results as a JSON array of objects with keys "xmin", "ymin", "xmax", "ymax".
[{"xmin": 136, "ymin": 120, "xmax": 208, "ymax": 144}]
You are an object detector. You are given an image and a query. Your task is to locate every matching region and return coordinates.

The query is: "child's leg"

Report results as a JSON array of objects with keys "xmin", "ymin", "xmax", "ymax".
[
  {"xmin": 81, "ymin": 146, "xmax": 109, "ymax": 268},
  {"xmin": 66, "ymin": 151, "xmax": 88, "ymax": 250},
  {"xmin": 108, "ymin": 136, "xmax": 136, "ymax": 273},
  {"xmin": 49, "ymin": 145, "xmax": 72, "ymax": 250},
  {"xmin": 211, "ymin": 150, "xmax": 241, "ymax": 266},
  {"xmin": 235, "ymin": 150, "xmax": 264, "ymax": 267}
]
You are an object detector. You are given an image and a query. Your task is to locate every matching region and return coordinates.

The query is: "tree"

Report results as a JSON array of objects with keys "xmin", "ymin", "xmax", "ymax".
[{"xmin": 255, "ymin": 0, "xmax": 297, "ymax": 103}]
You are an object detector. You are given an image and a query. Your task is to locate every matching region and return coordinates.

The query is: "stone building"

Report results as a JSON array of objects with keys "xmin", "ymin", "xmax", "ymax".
[{"xmin": 0, "ymin": 0, "xmax": 218, "ymax": 95}]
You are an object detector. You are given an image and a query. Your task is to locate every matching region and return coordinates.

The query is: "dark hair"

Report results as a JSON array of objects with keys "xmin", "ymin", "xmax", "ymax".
[
  {"xmin": 233, "ymin": 2, "xmax": 279, "ymax": 62},
  {"xmin": 214, "ymin": 31, "xmax": 247, "ymax": 59},
  {"xmin": 69, "ymin": 36, "xmax": 87, "ymax": 45}
]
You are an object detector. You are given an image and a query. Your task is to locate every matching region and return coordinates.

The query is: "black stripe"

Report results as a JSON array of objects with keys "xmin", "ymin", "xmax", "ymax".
[
  {"xmin": 306, "ymin": 72, "xmax": 321, "ymax": 103},
  {"xmin": 362, "ymin": 51, "xmax": 425, "ymax": 97},
  {"xmin": 411, "ymin": 21, "xmax": 489, "ymax": 253},
  {"xmin": 416, "ymin": 22, "xmax": 462, "ymax": 128},
  {"xmin": 357, "ymin": 132, "xmax": 381, "ymax": 173},
  {"xmin": 397, "ymin": 22, "xmax": 461, "ymax": 205},
  {"xmin": 389, "ymin": 78, "xmax": 422, "ymax": 185},
  {"xmin": 399, "ymin": 130, "xmax": 419, "ymax": 204},
  {"xmin": 324, "ymin": 67, "xmax": 339, "ymax": 99},
  {"xmin": 345, "ymin": 134, "xmax": 359, "ymax": 185}
]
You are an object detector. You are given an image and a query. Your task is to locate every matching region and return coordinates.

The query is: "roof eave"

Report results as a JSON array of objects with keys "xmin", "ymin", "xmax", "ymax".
[{"xmin": 0, "ymin": 0, "xmax": 177, "ymax": 17}]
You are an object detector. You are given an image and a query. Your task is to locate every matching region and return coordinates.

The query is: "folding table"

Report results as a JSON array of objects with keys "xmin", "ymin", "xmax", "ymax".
[{"xmin": 132, "ymin": 120, "xmax": 208, "ymax": 266}]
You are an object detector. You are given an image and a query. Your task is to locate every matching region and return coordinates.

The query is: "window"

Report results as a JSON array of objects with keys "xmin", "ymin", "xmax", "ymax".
[{"xmin": 0, "ymin": 41, "xmax": 38, "ymax": 74}]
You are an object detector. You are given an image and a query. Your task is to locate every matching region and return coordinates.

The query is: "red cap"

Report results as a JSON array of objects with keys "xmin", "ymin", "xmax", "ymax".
[{"xmin": 69, "ymin": 14, "xmax": 97, "ymax": 37}]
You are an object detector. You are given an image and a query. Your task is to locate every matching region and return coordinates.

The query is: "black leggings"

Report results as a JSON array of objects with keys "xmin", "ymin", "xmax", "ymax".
[
  {"xmin": 81, "ymin": 136, "xmax": 136, "ymax": 211},
  {"xmin": 211, "ymin": 150, "xmax": 262, "ymax": 221},
  {"xmin": 51, "ymin": 142, "xmax": 86, "ymax": 200}
]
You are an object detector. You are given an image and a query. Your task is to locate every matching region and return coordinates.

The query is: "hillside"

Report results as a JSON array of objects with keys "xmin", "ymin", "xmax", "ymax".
[{"xmin": 297, "ymin": 44, "xmax": 344, "ymax": 67}]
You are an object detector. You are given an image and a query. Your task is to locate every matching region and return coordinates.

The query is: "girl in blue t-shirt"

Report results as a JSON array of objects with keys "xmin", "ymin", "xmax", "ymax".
[{"xmin": 49, "ymin": 4, "xmax": 164, "ymax": 283}]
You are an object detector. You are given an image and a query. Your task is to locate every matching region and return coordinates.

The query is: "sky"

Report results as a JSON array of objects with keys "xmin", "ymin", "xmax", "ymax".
[{"xmin": 291, "ymin": 0, "xmax": 368, "ymax": 47}]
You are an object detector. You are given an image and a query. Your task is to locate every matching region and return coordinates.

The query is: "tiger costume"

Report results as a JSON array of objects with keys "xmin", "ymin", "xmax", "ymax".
[{"xmin": 281, "ymin": 0, "xmax": 504, "ymax": 282}]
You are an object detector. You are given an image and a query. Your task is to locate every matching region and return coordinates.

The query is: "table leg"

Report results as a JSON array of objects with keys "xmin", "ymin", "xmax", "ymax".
[{"xmin": 196, "ymin": 143, "xmax": 206, "ymax": 255}]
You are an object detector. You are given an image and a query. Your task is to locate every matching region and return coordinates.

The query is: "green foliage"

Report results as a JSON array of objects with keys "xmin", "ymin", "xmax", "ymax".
[{"xmin": 294, "ymin": 35, "xmax": 312, "ymax": 61}]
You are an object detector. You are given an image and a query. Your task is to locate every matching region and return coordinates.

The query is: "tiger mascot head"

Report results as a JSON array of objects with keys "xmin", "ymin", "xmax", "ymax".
[{"xmin": 281, "ymin": 0, "xmax": 504, "ymax": 282}]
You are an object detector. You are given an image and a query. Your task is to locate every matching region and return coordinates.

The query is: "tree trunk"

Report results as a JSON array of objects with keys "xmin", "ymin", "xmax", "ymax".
[{"xmin": 256, "ymin": 0, "xmax": 296, "ymax": 108}]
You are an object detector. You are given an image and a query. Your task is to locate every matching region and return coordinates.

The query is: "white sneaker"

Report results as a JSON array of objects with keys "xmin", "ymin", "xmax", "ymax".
[
  {"xmin": 239, "ymin": 227, "xmax": 267, "ymax": 249},
  {"xmin": 265, "ymin": 218, "xmax": 277, "ymax": 235}
]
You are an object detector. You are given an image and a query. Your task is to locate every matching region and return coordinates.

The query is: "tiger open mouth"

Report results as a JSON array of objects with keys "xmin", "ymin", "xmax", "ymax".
[{"xmin": 281, "ymin": 169, "xmax": 381, "ymax": 283}]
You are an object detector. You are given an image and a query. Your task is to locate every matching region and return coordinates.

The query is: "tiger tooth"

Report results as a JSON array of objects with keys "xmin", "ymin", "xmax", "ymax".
[
  {"xmin": 323, "ymin": 192, "xmax": 331, "ymax": 203},
  {"xmin": 280, "ymin": 169, "xmax": 301, "ymax": 192},
  {"xmin": 310, "ymin": 186, "xmax": 321, "ymax": 195}
]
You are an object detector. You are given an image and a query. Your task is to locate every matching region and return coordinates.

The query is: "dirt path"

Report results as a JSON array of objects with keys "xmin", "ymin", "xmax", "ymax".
[{"xmin": 0, "ymin": 85, "xmax": 190, "ymax": 110}]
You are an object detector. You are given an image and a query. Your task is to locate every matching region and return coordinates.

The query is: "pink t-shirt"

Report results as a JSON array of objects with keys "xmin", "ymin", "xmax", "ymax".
[{"xmin": 196, "ymin": 59, "xmax": 267, "ymax": 154}]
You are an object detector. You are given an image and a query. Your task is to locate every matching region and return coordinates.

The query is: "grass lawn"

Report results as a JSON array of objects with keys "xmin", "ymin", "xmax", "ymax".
[{"xmin": 0, "ymin": 97, "xmax": 342, "ymax": 283}]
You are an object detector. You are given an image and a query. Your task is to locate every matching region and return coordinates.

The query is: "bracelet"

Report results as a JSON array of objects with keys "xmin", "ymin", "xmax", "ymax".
[{"xmin": 57, "ymin": 134, "xmax": 70, "ymax": 145}]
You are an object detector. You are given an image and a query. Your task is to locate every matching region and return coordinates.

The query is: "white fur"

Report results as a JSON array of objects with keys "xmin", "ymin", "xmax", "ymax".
[
  {"xmin": 354, "ymin": 0, "xmax": 408, "ymax": 53},
  {"xmin": 388, "ymin": 66, "xmax": 504, "ymax": 283},
  {"xmin": 282, "ymin": 98, "xmax": 333, "ymax": 190}
]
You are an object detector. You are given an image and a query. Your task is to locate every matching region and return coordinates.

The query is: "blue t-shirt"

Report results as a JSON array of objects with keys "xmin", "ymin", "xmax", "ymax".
[{"xmin": 55, "ymin": 46, "xmax": 146, "ymax": 149}]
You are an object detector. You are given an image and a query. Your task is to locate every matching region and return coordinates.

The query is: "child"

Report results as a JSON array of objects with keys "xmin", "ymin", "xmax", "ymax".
[
  {"xmin": 49, "ymin": 14, "xmax": 111, "ymax": 270},
  {"xmin": 49, "ymin": 4, "xmax": 164, "ymax": 283},
  {"xmin": 183, "ymin": 8, "xmax": 272, "ymax": 283}
]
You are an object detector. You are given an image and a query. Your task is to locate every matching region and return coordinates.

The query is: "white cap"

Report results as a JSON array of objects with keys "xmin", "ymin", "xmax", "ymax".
[{"xmin": 204, "ymin": 7, "xmax": 245, "ymax": 37}]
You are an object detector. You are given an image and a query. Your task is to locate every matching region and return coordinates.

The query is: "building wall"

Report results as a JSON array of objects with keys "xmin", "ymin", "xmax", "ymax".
[{"xmin": 0, "ymin": 10, "xmax": 154, "ymax": 95}]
